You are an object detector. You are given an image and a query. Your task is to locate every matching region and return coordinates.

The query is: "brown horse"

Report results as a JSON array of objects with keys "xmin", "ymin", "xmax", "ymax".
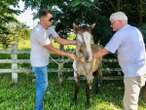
[{"xmin": 72, "ymin": 23, "xmax": 102, "ymax": 107}]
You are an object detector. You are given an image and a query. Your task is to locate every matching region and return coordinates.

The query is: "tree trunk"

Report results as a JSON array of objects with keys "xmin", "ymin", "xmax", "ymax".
[
  {"xmin": 116, "ymin": 0, "xmax": 122, "ymax": 11},
  {"xmin": 138, "ymin": 0, "xmax": 144, "ymax": 24}
]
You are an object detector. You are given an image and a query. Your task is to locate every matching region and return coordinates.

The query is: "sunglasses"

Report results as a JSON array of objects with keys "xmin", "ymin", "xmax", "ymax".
[{"xmin": 49, "ymin": 17, "xmax": 54, "ymax": 22}]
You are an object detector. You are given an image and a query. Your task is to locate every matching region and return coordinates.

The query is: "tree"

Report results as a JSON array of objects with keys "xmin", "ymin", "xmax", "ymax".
[
  {"xmin": 0, "ymin": 0, "xmax": 23, "ymax": 48},
  {"xmin": 22, "ymin": 0, "xmax": 103, "ymax": 41},
  {"xmin": 0, "ymin": 0, "xmax": 20, "ymax": 34},
  {"xmin": 22, "ymin": 0, "xmax": 146, "ymax": 43}
]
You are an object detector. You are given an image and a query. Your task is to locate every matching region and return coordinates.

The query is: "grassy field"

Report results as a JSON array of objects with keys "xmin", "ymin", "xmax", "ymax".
[{"xmin": 0, "ymin": 73, "xmax": 146, "ymax": 110}]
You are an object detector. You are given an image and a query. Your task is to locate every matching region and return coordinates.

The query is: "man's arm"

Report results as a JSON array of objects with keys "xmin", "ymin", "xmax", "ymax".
[
  {"xmin": 48, "ymin": 26, "xmax": 76, "ymax": 45},
  {"xmin": 55, "ymin": 37, "xmax": 77, "ymax": 45},
  {"xmin": 93, "ymin": 48, "xmax": 109, "ymax": 58},
  {"xmin": 44, "ymin": 43, "xmax": 77, "ymax": 60}
]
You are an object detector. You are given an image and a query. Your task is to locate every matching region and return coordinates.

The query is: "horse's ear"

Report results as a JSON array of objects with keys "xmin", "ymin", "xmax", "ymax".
[
  {"xmin": 91, "ymin": 23, "xmax": 96, "ymax": 29},
  {"xmin": 73, "ymin": 23, "xmax": 79, "ymax": 29}
]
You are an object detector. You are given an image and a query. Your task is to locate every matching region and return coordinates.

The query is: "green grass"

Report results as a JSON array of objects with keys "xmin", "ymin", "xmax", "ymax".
[{"xmin": 0, "ymin": 73, "xmax": 145, "ymax": 110}]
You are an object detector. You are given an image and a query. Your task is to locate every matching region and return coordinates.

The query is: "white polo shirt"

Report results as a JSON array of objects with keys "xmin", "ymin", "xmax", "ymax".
[
  {"xmin": 30, "ymin": 25, "xmax": 59, "ymax": 67},
  {"xmin": 105, "ymin": 24, "xmax": 146, "ymax": 77},
  {"xmin": 48, "ymin": 26, "xmax": 59, "ymax": 39},
  {"xmin": 30, "ymin": 24, "xmax": 51, "ymax": 67}
]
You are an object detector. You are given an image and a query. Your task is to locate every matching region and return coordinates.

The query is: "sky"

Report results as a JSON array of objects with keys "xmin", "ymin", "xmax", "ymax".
[{"xmin": 16, "ymin": 0, "xmax": 38, "ymax": 29}]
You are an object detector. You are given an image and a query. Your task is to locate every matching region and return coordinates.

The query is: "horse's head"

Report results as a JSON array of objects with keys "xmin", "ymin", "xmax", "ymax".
[
  {"xmin": 73, "ymin": 23, "xmax": 96, "ymax": 34},
  {"xmin": 73, "ymin": 23, "xmax": 96, "ymax": 62}
]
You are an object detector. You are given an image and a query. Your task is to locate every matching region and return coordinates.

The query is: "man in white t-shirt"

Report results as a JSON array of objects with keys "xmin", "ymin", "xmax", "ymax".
[
  {"xmin": 30, "ymin": 9, "xmax": 77, "ymax": 110},
  {"xmin": 93, "ymin": 11, "xmax": 146, "ymax": 110}
]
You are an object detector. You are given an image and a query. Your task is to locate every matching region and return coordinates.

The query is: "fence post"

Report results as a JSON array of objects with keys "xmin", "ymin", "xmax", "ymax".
[
  {"xmin": 58, "ymin": 62, "xmax": 64, "ymax": 84},
  {"xmin": 11, "ymin": 43, "xmax": 18, "ymax": 83}
]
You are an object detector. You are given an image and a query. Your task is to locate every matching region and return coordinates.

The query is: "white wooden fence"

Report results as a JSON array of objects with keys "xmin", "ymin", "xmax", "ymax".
[
  {"xmin": 0, "ymin": 44, "xmax": 74, "ymax": 83},
  {"xmin": 0, "ymin": 44, "xmax": 123, "ymax": 83}
]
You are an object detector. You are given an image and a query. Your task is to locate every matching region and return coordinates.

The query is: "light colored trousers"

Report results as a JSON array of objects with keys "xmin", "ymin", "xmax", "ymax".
[{"xmin": 123, "ymin": 75, "xmax": 146, "ymax": 110}]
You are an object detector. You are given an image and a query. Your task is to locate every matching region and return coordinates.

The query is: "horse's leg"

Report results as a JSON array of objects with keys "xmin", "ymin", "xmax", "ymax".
[
  {"xmin": 74, "ymin": 75, "xmax": 80, "ymax": 104},
  {"xmin": 93, "ymin": 68, "xmax": 102, "ymax": 94},
  {"xmin": 93, "ymin": 71, "xmax": 99, "ymax": 94},
  {"xmin": 85, "ymin": 79, "xmax": 91, "ymax": 108}
]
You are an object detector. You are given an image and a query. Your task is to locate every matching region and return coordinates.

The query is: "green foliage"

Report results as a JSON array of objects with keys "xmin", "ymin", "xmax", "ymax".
[
  {"xmin": 0, "ymin": 23, "xmax": 31, "ymax": 49},
  {"xmin": 0, "ymin": 0, "xmax": 20, "ymax": 34},
  {"xmin": 0, "ymin": 0, "xmax": 24, "ymax": 48},
  {"xmin": 23, "ymin": 0, "xmax": 62, "ymax": 9},
  {"xmin": 92, "ymin": 15, "xmax": 112, "ymax": 45},
  {"xmin": 22, "ymin": 0, "xmax": 101, "ymax": 26},
  {"xmin": 21, "ymin": 0, "xmax": 146, "ymax": 45},
  {"xmin": 0, "ymin": 34, "xmax": 11, "ymax": 48},
  {"xmin": 68, "ymin": 0, "xmax": 101, "ymax": 21}
]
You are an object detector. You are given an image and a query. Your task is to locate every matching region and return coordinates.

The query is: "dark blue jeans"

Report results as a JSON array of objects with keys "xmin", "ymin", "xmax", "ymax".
[{"xmin": 32, "ymin": 66, "xmax": 48, "ymax": 110}]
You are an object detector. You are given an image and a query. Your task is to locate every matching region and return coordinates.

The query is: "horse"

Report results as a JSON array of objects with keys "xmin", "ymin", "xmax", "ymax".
[{"xmin": 72, "ymin": 23, "xmax": 102, "ymax": 107}]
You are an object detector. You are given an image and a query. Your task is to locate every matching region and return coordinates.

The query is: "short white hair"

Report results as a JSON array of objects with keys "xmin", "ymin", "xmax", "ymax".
[{"xmin": 110, "ymin": 11, "xmax": 128, "ymax": 23}]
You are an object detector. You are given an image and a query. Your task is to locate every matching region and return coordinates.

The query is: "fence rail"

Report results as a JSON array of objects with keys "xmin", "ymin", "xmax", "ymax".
[{"xmin": 0, "ymin": 44, "xmax": 123, "ymax": 83}]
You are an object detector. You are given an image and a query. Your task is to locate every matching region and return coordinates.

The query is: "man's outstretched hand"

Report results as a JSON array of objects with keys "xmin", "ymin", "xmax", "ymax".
[{"xmin": 66, "ymin": 53, "xmax": 78, "ymax": 61}]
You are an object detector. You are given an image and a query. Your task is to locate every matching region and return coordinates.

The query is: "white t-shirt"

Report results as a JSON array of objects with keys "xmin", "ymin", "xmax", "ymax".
[
  {"xmin": 48, "ymin": 26, "xmax": 59, "ymax": 40},
  {"xmin": 105, "ymin": 24, "xmax": 146, "ymax": 77},
  {"xmin": 30, "ymin": 24, "xmax": 51, "ymax": 67}
]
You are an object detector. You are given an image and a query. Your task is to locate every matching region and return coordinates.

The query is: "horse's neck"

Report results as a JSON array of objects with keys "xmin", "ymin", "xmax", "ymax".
[{"xmin": 76, "ymin": 31, "xmax": 93, "ymax": 61}]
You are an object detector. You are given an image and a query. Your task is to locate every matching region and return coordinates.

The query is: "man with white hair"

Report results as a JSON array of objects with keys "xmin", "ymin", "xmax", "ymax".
[{"xmin": 93, "ymin": 11, "xmax": 146, "ymax": 110}]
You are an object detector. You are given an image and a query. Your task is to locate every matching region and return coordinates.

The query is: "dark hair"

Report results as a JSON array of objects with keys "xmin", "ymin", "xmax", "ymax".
[{"xmin": 39, "ymin": 9, "xmax": 52, "ymax": 18}]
